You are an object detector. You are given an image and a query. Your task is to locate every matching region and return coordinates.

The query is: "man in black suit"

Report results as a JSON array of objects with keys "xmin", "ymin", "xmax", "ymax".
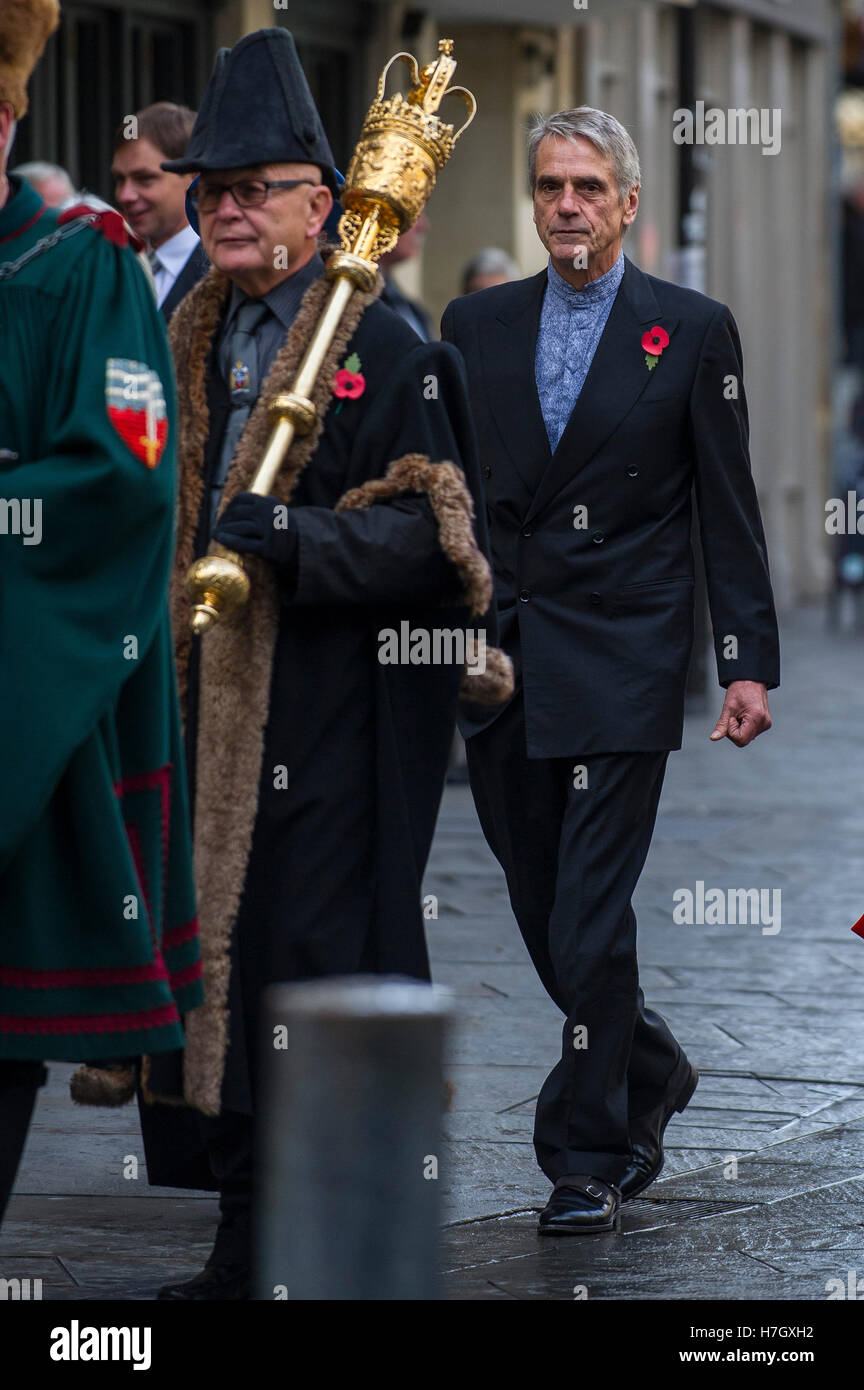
[
  {"xmin": 442, "ymin": 107, "xmax": 779, "ymax": 1234},
  {"xmin": 111, "ymin": 102, "xmax": 209, "ymax": 322}
]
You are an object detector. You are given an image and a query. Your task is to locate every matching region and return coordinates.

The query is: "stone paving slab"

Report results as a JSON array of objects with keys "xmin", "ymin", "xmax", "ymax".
[
  {"xmin": 0, "ymin": 1196, "xmax": 216, "ymax": 1301},
  {"xmin": 441, "ymin": 1163, "xmax": 864, "ymax": 1300}
]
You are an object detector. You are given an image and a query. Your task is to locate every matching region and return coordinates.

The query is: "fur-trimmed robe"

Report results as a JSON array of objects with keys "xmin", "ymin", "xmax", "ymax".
[{"xmin": 141, "ymin": 250, "xmax": 511, "ymax": 1145}]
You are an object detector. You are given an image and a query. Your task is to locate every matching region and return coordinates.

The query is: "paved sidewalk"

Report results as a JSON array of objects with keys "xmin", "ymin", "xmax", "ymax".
[
  {"xmin": 3, "ymin": 604, "xmax": 864, "ymax": 1300},
  {"xmin": 433, "ymin": 604, "xmax": 864, "ymax": 1298}
]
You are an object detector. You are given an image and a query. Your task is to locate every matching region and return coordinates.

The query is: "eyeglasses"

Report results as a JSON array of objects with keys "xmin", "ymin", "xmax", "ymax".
[{"xmin": 189, "ymin": 178, "xmax": 318, "ymax": 213}]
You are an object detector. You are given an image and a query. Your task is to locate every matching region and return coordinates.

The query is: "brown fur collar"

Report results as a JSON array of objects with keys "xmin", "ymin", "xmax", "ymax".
[
  {"xmin": 336, "ymin": 455, "xmax": 513, "ymax": 706},
  {"xmin": 167, "ymin": 259, "xmax": 382, "ymax": 1115},
  {"xmin": 165, "ymin": 254, "xmax": 511, "ymax": 1116}
]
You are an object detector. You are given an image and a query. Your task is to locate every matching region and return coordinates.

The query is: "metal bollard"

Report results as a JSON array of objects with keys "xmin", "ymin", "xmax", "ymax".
[{"xmin": 255, "ymin": 975, "xmax": 452, "ymax": 1301}]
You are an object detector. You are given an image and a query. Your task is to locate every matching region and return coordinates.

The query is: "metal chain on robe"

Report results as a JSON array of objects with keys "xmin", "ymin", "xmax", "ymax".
[{"xmin": 0, "ymin": 215, "xmax": 97, "ymax": 281}]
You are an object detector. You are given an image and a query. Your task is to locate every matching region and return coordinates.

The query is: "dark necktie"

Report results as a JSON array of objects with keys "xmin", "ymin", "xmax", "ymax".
[{"xmin": 211, "ymin": 297, "xmax": 269, "ymax": 528}]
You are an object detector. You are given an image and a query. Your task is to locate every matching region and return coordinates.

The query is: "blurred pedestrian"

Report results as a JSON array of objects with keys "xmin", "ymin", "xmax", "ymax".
[
  {"xmin": 379, "ymin": 211, "xmax": 432, "ymax": 340},
  {"xmin": 461, "ymin": 246, "xmax": 519, "ymax": 295},
  {"xmin": 111, "ymin": 102, "xmax": 208, "ymax": 321},
  {"xmin": 9, "ymin": 157, "xmax": 73, "ymax": 205},
  {"xmin": 842, "ymin": 179, "xmax": 864, "ymax": 375}
]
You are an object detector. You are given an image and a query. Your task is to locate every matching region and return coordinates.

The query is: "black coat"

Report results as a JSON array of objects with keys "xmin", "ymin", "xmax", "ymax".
[
  {"xmin": 442, "ymin": 255, "xmax": 780, "ymax": 757},
  {"xmin": 140, "ymin": 273, "xmax": 501, "ymax": 1179},
  {"xmin": 190, "ymin": 294, "xmax": 495, "ymax": 1114},
  {"xmin": 160, "ymin": 242, "xmax": 209, "ymax": 323}
]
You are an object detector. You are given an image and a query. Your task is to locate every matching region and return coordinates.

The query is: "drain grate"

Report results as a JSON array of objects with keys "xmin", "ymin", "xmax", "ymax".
[{"xmin": 630, "ymin": 1197, "xmax": 755, "ymax": 1222}]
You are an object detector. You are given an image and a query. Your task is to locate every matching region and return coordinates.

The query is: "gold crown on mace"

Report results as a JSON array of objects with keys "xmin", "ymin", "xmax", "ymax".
[
  {"xmin": 342, "ymin": 39, "xmax": 476, "ymax": 231},
  {"xmin": 358, "ymin": 39, "xmax": 476, "ymax": 168}
]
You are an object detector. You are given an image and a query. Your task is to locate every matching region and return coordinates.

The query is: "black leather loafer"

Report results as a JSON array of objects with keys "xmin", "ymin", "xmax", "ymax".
[
  {"xmin": 537, "ymin": 1174, "xmax": 621, "ymax": 1235},
  {"xmin": 619, "ymin": 1061, "xmax": 699, "ymax": 1202},
  {"xmin": 157, "ymin": 1261, "xmax": 250, "ymax": 1301}
]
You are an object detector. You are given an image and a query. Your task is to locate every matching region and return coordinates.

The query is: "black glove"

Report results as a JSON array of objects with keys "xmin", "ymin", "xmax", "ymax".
[{"xmin": 214, "ymin": 492, "xmax": 299, "ymax": 588}]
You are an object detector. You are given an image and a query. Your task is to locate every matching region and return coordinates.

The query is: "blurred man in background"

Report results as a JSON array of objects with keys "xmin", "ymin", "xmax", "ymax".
[
  {"xmin": 9, "ymin": 157, "xmax": 73, "ymax": 205},
  {"xmin": 112, "ymin": 102, "xmax": 208, "ymax": 321},
  {"xmin": 461, "ymin": 246, "xmax": 519, "ymax": 296},
  {"xmin": 379, "ymin": 211, "xmax": 432, "ymax": 340}
]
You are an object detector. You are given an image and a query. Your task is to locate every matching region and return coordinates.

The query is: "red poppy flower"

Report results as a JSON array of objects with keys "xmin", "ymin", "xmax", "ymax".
[
  {"xmin": 641, "ymin": 325, "xmax": 670, "ymax": 356},
  {"xmin": 333, "ymin": 369, "xmax": 366, "ymax": 400}
]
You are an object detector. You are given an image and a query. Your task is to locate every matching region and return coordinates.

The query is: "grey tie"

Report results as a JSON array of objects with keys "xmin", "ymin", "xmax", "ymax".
[{"xmin": 211, "ymin": 298, "xmax": 269, "ymax": 529}]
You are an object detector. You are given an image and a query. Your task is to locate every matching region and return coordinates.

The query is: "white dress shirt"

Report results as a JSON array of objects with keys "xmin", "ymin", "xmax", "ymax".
[{"xmin": 149, "ymin": 224, "xmax": 200, "ymax": 308}]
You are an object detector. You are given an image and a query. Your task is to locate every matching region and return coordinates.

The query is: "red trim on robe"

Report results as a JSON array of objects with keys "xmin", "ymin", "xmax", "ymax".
[
  {"xmin": 0, "ymin": 771, "xmax": 199, "ymax": 1021},
  {"xmin": 0, "ymin": 1003, "xmax": 180, "ymax": 1035},
  {"xmin": 0, "ymin": 962, "xmax": 169, "ymax": 989},
  {"xmin": 113, "ymin": 766, "xmax": 173, "ymax": 799},
  {"xmin": 162, "ymin": 917, "xmax": 199, "ymax": 951},
  {"xmin": 0, "ymin": 204, "xmax": 45, "ymax": 244},
  {"xmin": 169, "ymin": 961, "xmax": 203, "ymax": 991}
]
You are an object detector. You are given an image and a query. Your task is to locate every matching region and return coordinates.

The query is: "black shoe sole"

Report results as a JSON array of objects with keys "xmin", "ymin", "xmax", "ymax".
[
  {"xmin": 623, "ymin": 1063, "xmax": 699, "ymax": 1202},
  {"xmin": 538, "ymin": 1210, "xmax": 622, "ymax": 1236}
]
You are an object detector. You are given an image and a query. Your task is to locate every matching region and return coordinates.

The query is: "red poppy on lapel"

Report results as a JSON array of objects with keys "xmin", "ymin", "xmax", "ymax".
[
  {"xmin": 333, "ymin": 352, "xmax": 365, "ymax": 403},
  {"xmin": 852, "ymin": 911, "xmax": 864, "ymax": 940},
  {"xmin": 642, "ymin": 325, "xmax": 670, "ymax": 370}
]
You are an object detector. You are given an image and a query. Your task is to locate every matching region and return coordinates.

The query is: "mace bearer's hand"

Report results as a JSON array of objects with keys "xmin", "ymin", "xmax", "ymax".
[{"xmin": 214, "ymin": 493, "xmax": 297, "ymax": 568}]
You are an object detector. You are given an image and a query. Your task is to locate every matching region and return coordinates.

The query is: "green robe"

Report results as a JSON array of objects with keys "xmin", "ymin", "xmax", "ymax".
[{"xmin": 0, "ymin": 177, "xmax": 203, "ymax": 1060}]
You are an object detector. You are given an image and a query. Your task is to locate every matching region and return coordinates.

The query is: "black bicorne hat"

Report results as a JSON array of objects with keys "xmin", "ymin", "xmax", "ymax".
[{"xmin": 161, "ymin": 27, "xmax": 338, "ymax": 194}]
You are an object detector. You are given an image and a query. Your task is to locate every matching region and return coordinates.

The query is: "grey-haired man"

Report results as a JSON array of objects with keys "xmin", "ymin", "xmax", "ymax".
[{"xmin": 442, "ymin": 108, "xmax": 779, "ymax": 1233}]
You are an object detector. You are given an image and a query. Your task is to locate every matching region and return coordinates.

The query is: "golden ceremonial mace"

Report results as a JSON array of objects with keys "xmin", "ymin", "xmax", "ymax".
[{"xmin": 186, "ymin": 38, "xmax": 476, "ymax": 634}]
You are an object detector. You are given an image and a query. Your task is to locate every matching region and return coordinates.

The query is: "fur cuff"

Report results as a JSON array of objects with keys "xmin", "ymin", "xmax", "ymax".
[
  {"xmin": 458, "ymin": 641, "xmax": 514, "ymax": 706},
  {"xmin": 335, "ymin": 453, "xmax": 493, "ymax": 616},
  {"xmin": 69, "ymin": 1062, "xmax": 137, "ymax": 1108},
  {"xmin": 336, "ymin": 452, "xmax": 514, "ymax": 706}
]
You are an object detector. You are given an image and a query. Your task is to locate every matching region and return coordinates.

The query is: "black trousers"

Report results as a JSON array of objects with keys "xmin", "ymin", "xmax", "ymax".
[
  {"xmin": 0, "ymin": 1060, "xmax": 47, "ymax": 1227},
  {"xmin": 466, "ymin": 694, "xmax": 683, "ymax": 1186},
  {"xmin": 199, "ymin": 1109, "xmax": 255, "ymax": 1267}
]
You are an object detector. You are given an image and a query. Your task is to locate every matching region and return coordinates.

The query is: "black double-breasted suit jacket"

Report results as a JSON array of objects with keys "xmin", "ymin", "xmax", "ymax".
[{"xmin": 442, "ymin": 254, "xmax": 780, "ymax": 758}]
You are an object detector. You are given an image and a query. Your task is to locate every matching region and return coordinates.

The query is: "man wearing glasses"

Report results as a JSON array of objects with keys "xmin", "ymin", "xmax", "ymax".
[
  {"xmin": 137, "ymin": 27, "xmax": 509, "ymax": 1300},
  {"xmin": 184, "ymin": 166, "xmax": 334, "ymax": 524}
]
